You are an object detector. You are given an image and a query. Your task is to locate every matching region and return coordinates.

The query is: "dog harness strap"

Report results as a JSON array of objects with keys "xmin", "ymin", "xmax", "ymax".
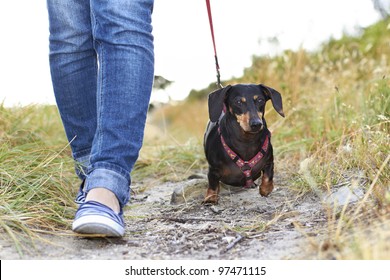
[
  {"xmin": 218, "ymin": 127, "xmax": 271, "ymax": 188},
  {"xmin": 232, "ymin": 155, "xmax": 240, "ymax": 163}
]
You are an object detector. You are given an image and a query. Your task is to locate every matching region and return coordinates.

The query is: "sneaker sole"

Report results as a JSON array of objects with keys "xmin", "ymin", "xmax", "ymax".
[{"xmin": 72, "ymin": 215, "xmax": 125, "ymax": 237}]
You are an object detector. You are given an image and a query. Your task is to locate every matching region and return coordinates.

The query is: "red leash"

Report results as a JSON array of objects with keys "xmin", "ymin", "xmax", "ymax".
[{"xmin": 205, "ymin": 0, "xmax": 223, "ymax": 88}]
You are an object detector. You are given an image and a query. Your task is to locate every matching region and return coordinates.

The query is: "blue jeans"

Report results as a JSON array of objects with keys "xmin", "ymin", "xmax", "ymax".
[{"xmin": 47, "ymin": 0, "xmax": 154, "ymax": 208}]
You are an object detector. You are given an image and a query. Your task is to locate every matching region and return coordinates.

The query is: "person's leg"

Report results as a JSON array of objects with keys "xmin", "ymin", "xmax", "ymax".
[
  {"xmin": 47, "ymin": 0, "xmax": 97, "ymax": 180},
  {"xmin": 84, "ymin": 0, "xmax": 154, "ymax": 212},
  {"xmin": 48, "ymin": 0, "xmax": 154, "ymax": 236}
]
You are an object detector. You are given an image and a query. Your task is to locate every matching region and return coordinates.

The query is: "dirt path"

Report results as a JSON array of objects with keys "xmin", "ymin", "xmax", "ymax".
[{"xmin": 0, "ymin": 167, "xmax": 331, "ymax": 260}]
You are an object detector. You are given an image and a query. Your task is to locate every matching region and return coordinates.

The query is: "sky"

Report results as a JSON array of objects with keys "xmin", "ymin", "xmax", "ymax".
[{"xmin": 0, "ymin": 0, "xmax": 383, "ymax": 106}]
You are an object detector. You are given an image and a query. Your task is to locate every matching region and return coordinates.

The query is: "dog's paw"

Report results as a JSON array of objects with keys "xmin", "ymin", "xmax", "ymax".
[
  {"xmin": 203, "ymin": 188, "xmax": 219, "ymax": 204},
  {"xmin": 259, "ymin": 176, "xmax": 274, "ymax": 197}
]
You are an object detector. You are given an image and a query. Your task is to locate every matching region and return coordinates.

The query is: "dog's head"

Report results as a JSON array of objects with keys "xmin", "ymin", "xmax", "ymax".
[{"xmin": 208, "ymin": 84, "xmax": 285, "ymax": 133}]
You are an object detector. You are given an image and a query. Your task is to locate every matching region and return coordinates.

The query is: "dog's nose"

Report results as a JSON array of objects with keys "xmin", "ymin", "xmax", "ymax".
[{"xmin": 249, "ymin": 118, "xmax": 263, "ymax": 130}]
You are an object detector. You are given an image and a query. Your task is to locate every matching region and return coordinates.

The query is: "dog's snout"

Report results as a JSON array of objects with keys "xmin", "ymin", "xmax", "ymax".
[{"xmin": 249, "ymin": 118, "xmax": 263, "ymax": 130}]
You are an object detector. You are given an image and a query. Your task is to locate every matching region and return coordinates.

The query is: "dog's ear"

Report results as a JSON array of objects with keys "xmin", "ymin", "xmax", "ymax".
[
  {"xmin": 259, "ymin": 84, "xmax": 285, "ymax": 117},
  {"xmin": 208, "ymin": 85, "xmax": 232, "ymax": 122}
]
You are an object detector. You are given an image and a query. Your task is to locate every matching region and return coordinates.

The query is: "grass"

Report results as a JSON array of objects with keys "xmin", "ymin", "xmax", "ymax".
[
  {"xmin": 0, "ymin": 105, "xmax": 77, "ymax": 254},
  {"xmin": 0, "ymin": 18, "xmax": 389, "ymax": 258}
]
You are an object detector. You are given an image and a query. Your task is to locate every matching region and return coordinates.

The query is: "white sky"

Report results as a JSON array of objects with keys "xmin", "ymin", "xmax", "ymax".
[{"xmin": 0, "ymin": 0, "xmax": 381, "ymax": 106}]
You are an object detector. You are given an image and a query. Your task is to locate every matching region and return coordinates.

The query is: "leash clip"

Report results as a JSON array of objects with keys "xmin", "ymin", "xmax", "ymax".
[
  {"xmin": 214, "ymin": 55, "xmax": 222, "ymax": 88},
  {"xmin": 240, "ymin": 163, "xmax": 251, "ymax": 172}
]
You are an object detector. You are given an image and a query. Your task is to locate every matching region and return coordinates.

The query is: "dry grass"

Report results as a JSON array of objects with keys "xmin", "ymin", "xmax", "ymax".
[{"xmin": 0, "ymin": 105, "xmax": 77, "ymax": 254}]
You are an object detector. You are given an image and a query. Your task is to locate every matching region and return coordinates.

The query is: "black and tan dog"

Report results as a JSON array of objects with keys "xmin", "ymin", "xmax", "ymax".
[{"xmin": 203, "ymin": 84, "xmax": 284, "ymax": 204}]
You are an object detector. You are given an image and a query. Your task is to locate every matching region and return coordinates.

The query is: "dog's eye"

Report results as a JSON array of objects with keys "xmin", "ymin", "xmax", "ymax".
[
  {"xmin": 255, "ymin": 99, "xmax": 265, "ymax": 106},
  {"xmin": 235, "ymin": 98, "xmax": 245, "ymax": 105}
]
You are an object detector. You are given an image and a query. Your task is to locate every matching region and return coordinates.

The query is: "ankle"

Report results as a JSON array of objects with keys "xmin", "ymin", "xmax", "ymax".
[{"xmin": 85, "ymin": 187, "xmax": 121, "ymax": 213}]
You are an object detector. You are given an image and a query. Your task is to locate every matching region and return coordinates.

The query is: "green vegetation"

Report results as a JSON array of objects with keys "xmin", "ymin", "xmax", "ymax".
[
  {"xmin": 0, "ymin": 105, "xmax": 75, "ymax": 254},
  {"xmin": 0, "ymin": 18, "xmax": 389, "ymax": 258}
]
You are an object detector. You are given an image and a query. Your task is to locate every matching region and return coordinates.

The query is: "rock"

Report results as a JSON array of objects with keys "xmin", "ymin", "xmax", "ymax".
[
  {"xmin": 324, "ymin": 185, "xmax": 365, "ymax": 207},
  {"xmin": 323, "ymin": 169, "xmax": 368, "ymax": 207},
  {"xmin": 209, "ymin": 205, "xmax": 223, "ymax": 214},
  {"xmin": 170, "ymin": 179, "xmax": 207, "ymax": 205}
]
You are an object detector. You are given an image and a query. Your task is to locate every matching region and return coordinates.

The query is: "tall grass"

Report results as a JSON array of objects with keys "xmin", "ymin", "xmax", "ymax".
[{"xmin": 0, "ymin": 105, "xmax": 76, "ymax": 254}]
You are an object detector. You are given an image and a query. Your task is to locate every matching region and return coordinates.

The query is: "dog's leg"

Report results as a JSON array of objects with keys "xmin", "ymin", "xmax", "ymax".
[
  {"xmin": 204, "ymin": 168, "xmax": 221, "ymax": 204},
  {"xmin": 260, "ymin": 160, "xmax": 274, "ymax": 197},
  {"xmin": 205, "ymin": 184, "xmax": 220, "ymax": 204}
]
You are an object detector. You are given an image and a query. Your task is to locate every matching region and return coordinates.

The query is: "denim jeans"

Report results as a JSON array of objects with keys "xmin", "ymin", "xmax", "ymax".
[{"xmin": 47, "ymin": 0, "xmax": 154, "ymax": 208}]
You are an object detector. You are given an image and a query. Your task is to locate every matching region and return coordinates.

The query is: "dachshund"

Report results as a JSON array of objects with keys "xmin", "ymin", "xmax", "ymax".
[{"xmin": 203, "ymin": 83, "xmax": 284, "ymax": 204}]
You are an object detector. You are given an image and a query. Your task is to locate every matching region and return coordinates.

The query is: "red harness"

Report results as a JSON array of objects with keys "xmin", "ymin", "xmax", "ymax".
[{"xmin": 218, "ymin": 127, "xmax": 270, "ymax": 188}]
